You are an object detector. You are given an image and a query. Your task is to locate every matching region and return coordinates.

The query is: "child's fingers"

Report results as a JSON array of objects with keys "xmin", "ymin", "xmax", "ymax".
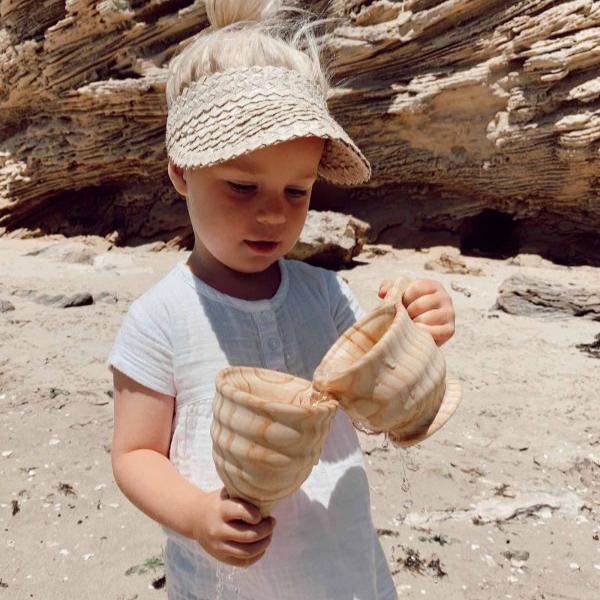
[
  {"xmin": 224, "ymin": 554, "xmax": 265, "ymax": 569},
  {"xmin": 222, "ymin": 496, "xmax": 263, "ymax": 525},
  {"xmin": 223, "ymin": 534, "xmax": 273, "ymax": 561},
  {"xmin": 414, "ymin": 322, "xmax": 454, "ymax": 346},
  {"xmin": 411, "ymin": 307, "xmax": 452, "ymax": 326},
  {"xmin": 378, "ymin": 278, "xmax": 393, "ymax": 298},
  {"xmin": 403, "ymin": 280, "xmax": 440, "ymax": 307},
  {"xmin": 226, "ymin": 516, "xmax": 276, "ymax": 544},
  {"xmin": 405, "ymin": 294, "xmax": 442, "ymax": 320},
  {"xmin": 222, "ymin": 549, "xmax": 267, "ymax": 569}
]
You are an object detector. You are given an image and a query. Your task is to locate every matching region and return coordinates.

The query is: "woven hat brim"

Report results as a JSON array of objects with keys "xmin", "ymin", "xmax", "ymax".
[
  {"xmin": 166, "ymin": 67, "xmax": 371, "ymax": 187},
  {"xmin": 168, "ymin": 117, "xmax": 371, "ymax": 187}
]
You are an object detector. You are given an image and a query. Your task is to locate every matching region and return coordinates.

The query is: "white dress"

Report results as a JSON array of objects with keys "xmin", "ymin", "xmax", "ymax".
[{"xmin": 108, "ymin": 258, "xmax": 397, "ymax": 600}]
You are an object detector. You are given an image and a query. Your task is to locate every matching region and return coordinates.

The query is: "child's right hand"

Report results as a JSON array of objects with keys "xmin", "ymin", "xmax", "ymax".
[{"xmin": 192, "ymin": 487, "xmax": 276, "ymax": 567}]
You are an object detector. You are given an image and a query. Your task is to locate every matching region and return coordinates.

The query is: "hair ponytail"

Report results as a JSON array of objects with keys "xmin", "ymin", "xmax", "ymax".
[
  {"xmin": 204, "ymin": 0, "xmax": 282, "ymax": 30},
  {"xmin": 166, "ymin": 0, "xmax": 341, "ymax": 109}
]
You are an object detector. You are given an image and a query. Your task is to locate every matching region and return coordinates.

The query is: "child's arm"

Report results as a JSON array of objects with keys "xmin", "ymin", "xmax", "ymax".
[{"xmin": 111, "ymin": 368, "xmax": 276, "ymax": 567}]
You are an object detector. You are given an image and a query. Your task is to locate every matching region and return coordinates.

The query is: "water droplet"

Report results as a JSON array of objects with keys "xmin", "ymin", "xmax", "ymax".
[{"xmin": 215, "ymin": 563, "xmax": 240, "ymax": 599}]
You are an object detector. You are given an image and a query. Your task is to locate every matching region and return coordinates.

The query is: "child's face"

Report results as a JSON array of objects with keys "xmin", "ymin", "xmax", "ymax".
[{"xmin": 169, "ymin": 136, "xmax": 325, "ymax": 275}]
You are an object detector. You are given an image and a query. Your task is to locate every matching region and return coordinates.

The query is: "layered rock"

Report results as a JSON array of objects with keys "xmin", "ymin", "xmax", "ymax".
[
  {"xmin": 496, "ymin": 273, "xmax": 600, "ymax": 320},
  {"xmin": 1, "ymin": 1, "xmax": 599, "ymax": 263}
]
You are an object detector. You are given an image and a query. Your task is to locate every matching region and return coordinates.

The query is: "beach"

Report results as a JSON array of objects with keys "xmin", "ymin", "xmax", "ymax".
[{"xmin": 1, "ymin": 236, "xmax": 598, "ymax": 599}]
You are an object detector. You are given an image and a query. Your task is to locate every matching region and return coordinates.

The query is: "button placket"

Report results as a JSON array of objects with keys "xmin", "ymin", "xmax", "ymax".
[{"xmin": 254, "ymin": 311, "xmax": 285, "ymax": 369}]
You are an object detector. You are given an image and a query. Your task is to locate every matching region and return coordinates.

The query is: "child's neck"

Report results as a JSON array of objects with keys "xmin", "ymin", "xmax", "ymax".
[{"xmin": 186, "ymin": 252, "xmax": 281, "ymax": 301}]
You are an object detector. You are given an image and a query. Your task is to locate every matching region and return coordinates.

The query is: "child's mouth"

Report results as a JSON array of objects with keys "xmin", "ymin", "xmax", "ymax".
[{"xmin": 245, "ymin": 240, "xmax": 280, "ymax": 254}]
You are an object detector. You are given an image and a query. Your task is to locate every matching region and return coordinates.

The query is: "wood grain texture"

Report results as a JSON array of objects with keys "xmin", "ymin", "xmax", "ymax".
[
  {"xmin": 313, "ymin": 277, "xmax": 461, "ymax": 446},
  {"xmin": 211, "ymin": 367, "xmax": 338, "ymax": 516},
  {"xmin": 211, "ymin": 276, "xmax": 462, "ymax": 509}
]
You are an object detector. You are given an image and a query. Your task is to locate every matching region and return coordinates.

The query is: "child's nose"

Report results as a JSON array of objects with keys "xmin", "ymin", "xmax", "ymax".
[{"xmin": 255, "ymin": 194, "xmax": 287, "ymax": 225}]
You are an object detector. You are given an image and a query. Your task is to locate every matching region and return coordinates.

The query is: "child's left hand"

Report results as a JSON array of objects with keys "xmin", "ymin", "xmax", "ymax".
[{"xmin": 378, "ymin": 278, "xmax": 455, "ymax": 347}]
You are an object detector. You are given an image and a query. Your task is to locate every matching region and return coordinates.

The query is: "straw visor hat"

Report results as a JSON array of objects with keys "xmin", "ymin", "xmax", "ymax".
[{"xmin": 166, "ymin": 65, "xmax": 371, "ymax": 186}]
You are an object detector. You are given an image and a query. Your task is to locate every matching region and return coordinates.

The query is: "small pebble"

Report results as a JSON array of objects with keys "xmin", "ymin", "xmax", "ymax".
[{"xmin": 0, "ymin": 299, "xmax": 15, "ymax": 313}]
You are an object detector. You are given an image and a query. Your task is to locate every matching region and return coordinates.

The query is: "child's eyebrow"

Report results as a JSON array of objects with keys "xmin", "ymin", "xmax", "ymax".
[{"xmin": 224, "ymin": 161, "xmax": 317, "ymax": 181}]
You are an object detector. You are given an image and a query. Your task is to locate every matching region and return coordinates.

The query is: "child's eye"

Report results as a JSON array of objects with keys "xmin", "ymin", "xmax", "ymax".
[
  {"xmin": 286, "ymin": 188, "xmax": 308, "ymax": 198},
  {"xmin": 227, "ymin": 182, "xmax": 256, "ymax": 194},
  {"xmin": 227, "ymin": 182, "xmax": 308, "ymax": 198}
]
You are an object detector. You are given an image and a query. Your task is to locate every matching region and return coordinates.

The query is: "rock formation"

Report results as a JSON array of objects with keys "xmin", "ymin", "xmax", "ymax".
[
  {"xmin": 287, "ymin": 210, "xmax": 370, "ymax": 265},
  {"xmin": 496, "ymin": 273, "xmax": 600, "ymax": 320},
  {"xmin": 1, "ymin": 1, "xmax": 599, "ymax": 264}
]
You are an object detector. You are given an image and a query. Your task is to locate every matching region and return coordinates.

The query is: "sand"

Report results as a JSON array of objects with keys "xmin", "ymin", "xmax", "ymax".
[{"xmin": 1, "ymin": 236, "xmax": 598, "ymax": 600}]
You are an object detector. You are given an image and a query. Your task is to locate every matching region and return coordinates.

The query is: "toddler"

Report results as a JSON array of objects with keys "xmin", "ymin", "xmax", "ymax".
[{"xmin": 109, "ymin": 1, "xmax": 455, "ymax": 599}]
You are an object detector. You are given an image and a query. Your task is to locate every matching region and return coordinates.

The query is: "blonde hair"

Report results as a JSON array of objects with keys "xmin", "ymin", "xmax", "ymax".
[{"xmin": 166, "ymin": 0, "xmax": 338, "ymax": 109}]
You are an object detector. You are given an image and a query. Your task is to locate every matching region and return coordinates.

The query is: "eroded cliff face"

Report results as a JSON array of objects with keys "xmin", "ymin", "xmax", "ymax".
[{"xmin": 1, "ymin": 1, "xmax": 599, "ymax": 263}]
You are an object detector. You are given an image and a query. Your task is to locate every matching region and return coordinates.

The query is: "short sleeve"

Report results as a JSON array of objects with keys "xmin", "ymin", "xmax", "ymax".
[
  {"xmin": 108, "ymin": 300, "xmax": 176, "ymax": 397},
  {"xmin": 327, "ymin": 272, "xmax": 366, "ymax": 336}
]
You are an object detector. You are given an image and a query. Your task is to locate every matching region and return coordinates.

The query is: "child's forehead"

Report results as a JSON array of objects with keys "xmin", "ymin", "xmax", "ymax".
[
  {"xmin": 215, "ymin": 138, "xmax": 325, "ymax": 177},
  {"xmin": 224, "ymin": 156, "xmax": 319, "ymax": 179},
  {"xmin": 220, "ymin": 163, "xmax": 318, "ymax": 181}
]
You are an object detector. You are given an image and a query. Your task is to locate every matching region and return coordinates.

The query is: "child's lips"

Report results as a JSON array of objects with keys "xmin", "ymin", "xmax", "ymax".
[{"xmin": 245, "ymin": 240, "xmax": 281, "ymax": 254}]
